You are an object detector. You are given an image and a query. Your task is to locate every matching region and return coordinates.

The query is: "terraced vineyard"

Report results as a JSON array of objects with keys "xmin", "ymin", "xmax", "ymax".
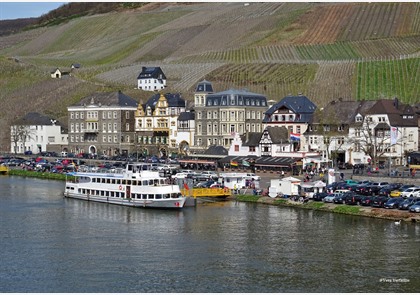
[
  {"xmin": 356, "ymin": 58, "xmax": 420, "ymax": 104},
  {"xmin": 1, "ymin": 2, "xmax": 420, "ymax": 151},
  {"xmin": 294, "ymin": 2, "xmax": 420, "ymax": 44}
]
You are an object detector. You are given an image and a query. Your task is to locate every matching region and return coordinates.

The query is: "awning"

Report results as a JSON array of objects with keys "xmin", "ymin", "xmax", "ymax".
[{"xmin": 178, "ymin": 159, "xmax": 216, "ymax": 165}]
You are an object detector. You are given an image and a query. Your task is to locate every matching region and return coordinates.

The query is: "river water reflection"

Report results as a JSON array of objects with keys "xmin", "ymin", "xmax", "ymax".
[{"xmin": 0, "ymin": 176, "xmax": 419, "ymax": 292}]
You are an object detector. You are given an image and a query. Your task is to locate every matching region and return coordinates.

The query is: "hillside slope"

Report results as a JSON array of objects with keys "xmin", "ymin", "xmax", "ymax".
[{"xmin": 1, "ymin": 2, "xmax": 420, "ymax": 152}]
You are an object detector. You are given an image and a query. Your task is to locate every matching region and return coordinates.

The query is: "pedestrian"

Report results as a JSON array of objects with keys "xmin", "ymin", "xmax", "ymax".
[{"xmin": 281, "ymin": 170, "xmax": 285, "ymax": 177}]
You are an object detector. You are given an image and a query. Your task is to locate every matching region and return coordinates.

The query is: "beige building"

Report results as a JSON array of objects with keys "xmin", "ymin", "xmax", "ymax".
[
  {"xmin": 135, "ymin": 92, "xmax": 186, "ymax": 157},
  {"xmin": 194, "ymin": 81, "xmax": 268, "ymax": 149}
]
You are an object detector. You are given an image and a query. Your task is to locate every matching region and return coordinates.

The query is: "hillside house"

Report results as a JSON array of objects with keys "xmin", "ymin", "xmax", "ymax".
[
  {"xmin": 50, "ymin": 68, "xmax": 62, "ymax": 79},
  {"xmin": 137, "ymin": 66, "xmax": 166, "ymax": 91},
  {"xmin": 50, "ymin": 68, "xmax": 70, "ymax": 79}
]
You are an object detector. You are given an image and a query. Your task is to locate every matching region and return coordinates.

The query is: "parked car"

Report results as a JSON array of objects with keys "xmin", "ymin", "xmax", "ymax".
[
  {"xmin": 408, "ymin": 201, "xmax": 420, "ymax": 213},
  {"xmin": 344, "ymin": 193, "xmax": 364, "ymax": 205},
  {"xmin": 371, "ymin": 196, "xmax": 389, "ymax": 208},
  {"xmin": 368, "ymin": 182, "xmax": 390, "ymax": 196},
  {"xmin": 312, "ymin": 192, "xmax": 328, "ymax": 202},
  {"xmin": 195, "ymin": 180, "xmax": 215, "ymax": 188},
  {"xmin": 398, "ymin": 197, "xmax": 418, "ymax": 210},
  {"xmin": 324, "ymin": 193, "xmax": 339, "ymax": 203},
  {"xmin": 333, "ymin": 193, "xmax": 347, "ymax": 204},
  {"xmin": 325, "ymin": 181, "xmax": 346, "ymax": 192},
  {"xmin": 383, "ymin": 197, "xmax": 404, "ymax": 209},
  {"xmin": 344, "ymin": 179, "xmax": 359, "ymax": 186},
  {"xmin": 401, "ymin": 187, "xmax": 420, "ymax": 198},
  {"xmin": 378, "ymin": 184, "xmax": 402, "ymax": 197},
  {"xmin": 354, "ymin": 181, "xmax": 373, "ymax": 194},
  {"xmin": 360, "ymin": 196, "xmax": 374, "ymax": 206},
  {"xmin": 390, "ymin": 184, "xmax": 414, "ymax": 197}
]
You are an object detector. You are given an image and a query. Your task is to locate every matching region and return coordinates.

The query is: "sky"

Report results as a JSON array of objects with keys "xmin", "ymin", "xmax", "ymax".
[{"xmin": 0, "ymin": 2, "xmax": 67, "ymax": 20}]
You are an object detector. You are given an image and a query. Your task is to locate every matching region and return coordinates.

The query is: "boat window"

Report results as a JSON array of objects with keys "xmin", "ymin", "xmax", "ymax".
[
  {"xmin": 110, "ymin": 191, "xmax": 114, "ymax": 197},
  {"xmin": 122, "ymin": 180, "xmax": 126, "ymax": 185},
  {"xmin": 154, "ymin": 179, "xmax": 159, "ymax": 186},
  {"xmin": 163, "ymin": 194, "xmax": 170, "ymax": 199},
  {"xmin": 107, "ymin": 179, "xmax": 111, "ymax": 184},
  {"xmin": 156, "ymin": 194, "xmax": 162, "ymax": 199},
  {"xmin": 127, "ymin": 164, "xmax": 133, "ymax": 171},
  {"xmin": 149, "ymin": 180, "xmax": 153, "ymax": 185},
  {"xmin": 127, "ymin": 180, "xmax": 131, "ymax": 185},
  {"xmin": 142, "ymin": 194, "xmax": 147, "ymax": 199},
  {"xmin": 143, "ymin": 180, "xmax": 148, "ymax": 185},
  {"xmin": 148, "ymin": 194, "xmax": 154, "ymax": 199}
]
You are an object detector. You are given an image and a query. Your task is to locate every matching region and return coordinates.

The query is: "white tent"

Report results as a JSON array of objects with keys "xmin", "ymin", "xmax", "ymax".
[
  {"xmin": 300, "ymin": 180, "xmax": 326, "ymax": 197},
  {"xmin": 269, "ymin": 177, "xmax": 301, "ymax": 198}
]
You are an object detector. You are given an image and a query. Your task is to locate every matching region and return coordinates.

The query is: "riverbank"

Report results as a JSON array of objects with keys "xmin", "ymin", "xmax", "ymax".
[
  {"xmin": 8, "ymin": 169, "xmax": 73, "ymax": 181},
  {"xmin": 234, "ymin": 195, "xmax": 420, "ymax": 223},
  {"xmin": 5, "ymin": 169, "xmax": 420, "ymax": 223}
]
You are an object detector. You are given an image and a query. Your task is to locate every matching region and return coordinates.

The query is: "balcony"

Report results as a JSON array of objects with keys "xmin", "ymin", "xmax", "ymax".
[{"xmin": 83, "ymin": 128, "xmax": 98, "ymax": 133}]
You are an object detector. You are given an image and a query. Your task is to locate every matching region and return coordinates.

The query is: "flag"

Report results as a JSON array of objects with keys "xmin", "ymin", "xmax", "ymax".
[
  {"xmin": 242, "ymin": 160, "xmax": 250, "ymax": 167},
  {"xmin": 290, "ymin": 132, "xmax": 301, "ymax": 141},
  {"xmin": 390, "ymin": 126, "xmax": 398, "ymax": 145},
  {"xmin": 183, "ymin": 183, "xmax": 189, "ymax": 190},
  {"xmin": 230, "ymin": 160, "xmax": 238, "ymax": 167}
]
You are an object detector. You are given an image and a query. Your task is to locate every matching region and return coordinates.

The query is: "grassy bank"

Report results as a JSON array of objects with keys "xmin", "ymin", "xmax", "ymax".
[
  {"xmin": 9, "ymin": 169, "xmax": 74, "ymax": 181},
  {"xmin": 235, "ymin": 195, "xmax": 418, "ymax": 223}
]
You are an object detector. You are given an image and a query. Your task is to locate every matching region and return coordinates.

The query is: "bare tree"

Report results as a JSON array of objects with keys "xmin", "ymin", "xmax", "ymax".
[
  {"xmin": 10, "ymin": 125, "xmax": 35, "ymax": 154},
  {"xmin": 310, "ymin": 107, "xmax": 347, "ymax": 167},
  {"xmin": 350, "ymin": 117, "xmax": 391, "ymax": 167}
]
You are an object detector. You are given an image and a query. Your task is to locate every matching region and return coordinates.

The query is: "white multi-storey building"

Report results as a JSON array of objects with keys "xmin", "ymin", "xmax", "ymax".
[
  {"xmin": 306, "ymin": 98, "xmax": 418, "ymax": 168},
  {"xmin": 137, "ymin": 67, "xmax": 166, "ymax": 91},
  {"xmin": 10, "ymin": 112, "xmax": 68, "ymax": 154}
]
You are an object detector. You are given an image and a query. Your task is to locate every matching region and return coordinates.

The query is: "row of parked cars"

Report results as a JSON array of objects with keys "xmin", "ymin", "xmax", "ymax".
[{"xmin": 313, "ymin": 180, "xmax": 420, "ymax": 213}]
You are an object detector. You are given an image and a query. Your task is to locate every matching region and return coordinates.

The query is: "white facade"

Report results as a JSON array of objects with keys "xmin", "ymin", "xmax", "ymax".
[
  {"xmin": 176, "ymin": 115, "xmax": 195, "ymax": 153},
  {"xmin": 349, "ymin": 114, "xmax": 418, "ymax": 166},
  {"xmin": 10, "ymin": 124, "xmax": 68, "ymax": 154},
  {"xmin": 228, "ymin": 133, "xmax": 260, "ymax": 156},
  {"xmin": 137, "ymin": 78, "xmax": 166, "ymax": 91}
]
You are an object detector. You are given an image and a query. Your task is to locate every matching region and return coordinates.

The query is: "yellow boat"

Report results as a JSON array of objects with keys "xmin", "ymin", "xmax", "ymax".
[
  {"xmin": 0, "ymin": 165, "xmax": 10, "ymax": 175},
  {"xmin": 181, "ymin": 187, "xmax": 231, "ymax": 198}
]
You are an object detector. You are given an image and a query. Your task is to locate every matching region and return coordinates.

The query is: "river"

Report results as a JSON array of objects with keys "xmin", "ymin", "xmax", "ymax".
[{"xmin": 0, "ymin": 176, "xmax": 419, "ymax": 293}]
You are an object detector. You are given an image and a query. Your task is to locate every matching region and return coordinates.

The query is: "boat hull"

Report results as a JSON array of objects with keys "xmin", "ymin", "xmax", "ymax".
[{"xmin": 64, "ymin": 190, "xmax": 186, "ymax": 208}]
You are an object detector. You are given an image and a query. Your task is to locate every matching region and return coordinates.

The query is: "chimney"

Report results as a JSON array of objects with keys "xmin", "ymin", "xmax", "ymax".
[{"xmin": 394, "ymin": 97, "xmax": 399, "ymax": 109}]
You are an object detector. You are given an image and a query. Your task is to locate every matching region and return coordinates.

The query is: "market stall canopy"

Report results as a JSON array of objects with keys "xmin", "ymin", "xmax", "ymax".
[{"xmin": 300, "ymin": 180, "xmax": 326, "ymax": 188}]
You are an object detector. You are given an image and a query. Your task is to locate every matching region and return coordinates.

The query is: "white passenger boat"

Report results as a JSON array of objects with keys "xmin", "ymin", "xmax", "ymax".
[{"xmin": 64, "ymin": 163, "xmax": 186, "ymax": 209}]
